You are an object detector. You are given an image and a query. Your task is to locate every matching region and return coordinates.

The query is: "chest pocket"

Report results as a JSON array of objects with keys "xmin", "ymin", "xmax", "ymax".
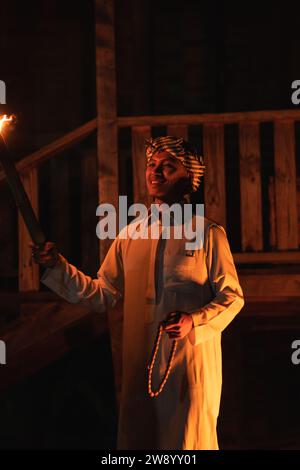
[{"xmin": 164, "ymin": 253, "xmax": 201, "ymax": 293}]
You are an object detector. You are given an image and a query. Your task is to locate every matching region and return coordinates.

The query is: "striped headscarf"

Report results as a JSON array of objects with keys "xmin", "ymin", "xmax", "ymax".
[{"xmin": 145, "ymin": 136, "xmax": 205, "ymax": 192}]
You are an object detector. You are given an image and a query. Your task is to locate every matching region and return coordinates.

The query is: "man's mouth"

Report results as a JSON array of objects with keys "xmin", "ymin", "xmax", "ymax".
[{"xmin": 150, "ymin": 178, "xmax": 166, "ymax": 186}]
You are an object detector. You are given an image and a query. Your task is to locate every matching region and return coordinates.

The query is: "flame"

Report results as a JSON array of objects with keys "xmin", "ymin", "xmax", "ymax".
[{"xmin": 0, "ymin": 114, "xmax": 13, "ymax": 133}]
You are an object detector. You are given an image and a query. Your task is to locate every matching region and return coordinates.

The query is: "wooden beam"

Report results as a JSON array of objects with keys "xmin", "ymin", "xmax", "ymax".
[
  {"xmin": 131, "ymin": 126, "xmax": 151, "ymax": 206},
  {"xmin": 95, "ymin": 0, "xmax": 122, "ymax": 406},
  {"xmin": 238, "ymin": 272, "xmax": 300, "ymax": 298},
  {"xmin": 240, "ymin": 298, "xmax": 300, "ymax": 316},
  {"xmin": 203, "ymin": 123, "xmax": 226, "ymax": 227},
  {"xmin": 117, "ymin": 109, "xmax": 300, "ymax": 128},
  {"xmin": 233, "ymin": 251, "xmax": 300, "ymax": 264},
  {"xmin": 274, "ymin": 120, "xmax": 298, "ymax": 249},
  {"xmin": 239, "ymin": 122, "xmax": 263, "ymax": 251},
  {"xmin": 298, "ymin": 177, "xmax": 300, "ymax": 244},
  {"xmin": 268, "ymin": 176, "xmax": 277, "ymax": 250},
  {"xmin": 18, "ymin": 168, "xmax": 40, "ymax": 291},
  {"xmin": 95, "ymin": 0, "xmax": 118, "ymax": 262},
  {"xmin": 0, "ymin": 119, "xmax": 97, "ymax": 185}
]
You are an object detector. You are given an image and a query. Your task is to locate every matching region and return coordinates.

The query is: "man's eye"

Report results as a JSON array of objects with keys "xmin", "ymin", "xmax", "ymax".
[{"xmin": 163, "ymin": 164, "xmax": 175, "ymax": 169}]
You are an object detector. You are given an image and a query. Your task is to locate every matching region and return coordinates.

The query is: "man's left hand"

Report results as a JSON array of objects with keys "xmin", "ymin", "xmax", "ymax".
[{"xmin": 162, "ymin": 311, "xmax": 194, "ymax": 340}]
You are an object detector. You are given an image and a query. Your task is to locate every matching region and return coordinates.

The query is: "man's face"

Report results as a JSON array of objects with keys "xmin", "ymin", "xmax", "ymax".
[{"xmin": 145, "ymin": 151, "xmax": 192, "ymax": 204}]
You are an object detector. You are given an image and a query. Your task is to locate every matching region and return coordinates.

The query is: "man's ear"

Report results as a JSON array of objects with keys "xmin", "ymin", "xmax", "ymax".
[{"xmin": 185, "ymin": 171, "xmax": 193, "ymax": 194}]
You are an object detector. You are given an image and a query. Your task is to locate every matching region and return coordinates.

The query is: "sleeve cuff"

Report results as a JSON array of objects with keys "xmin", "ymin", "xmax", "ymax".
[{"xmin": 40, "ymin": 254, "xmax": 79, "ymax": 303}]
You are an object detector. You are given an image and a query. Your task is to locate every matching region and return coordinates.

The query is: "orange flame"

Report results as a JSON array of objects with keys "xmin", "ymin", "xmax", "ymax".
[{"xmin": 0, "ymin": 114, "xmax": 13, "ymax": 133}]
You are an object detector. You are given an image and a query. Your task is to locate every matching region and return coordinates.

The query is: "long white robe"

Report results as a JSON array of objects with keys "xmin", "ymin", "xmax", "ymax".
[{"xmin": 41, "ymin": 213, "xmax": 244, "ymax": 450}]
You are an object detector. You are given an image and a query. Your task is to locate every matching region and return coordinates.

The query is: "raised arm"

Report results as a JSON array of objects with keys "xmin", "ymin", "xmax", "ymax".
[{"xmin": 30, "ymin": 239, "xmax": 124, "ymax": 313}]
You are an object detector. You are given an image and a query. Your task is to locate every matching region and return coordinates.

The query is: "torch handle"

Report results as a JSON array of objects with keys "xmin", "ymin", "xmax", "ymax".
[{"xmin": 0, "ymin": 133, "xmax": 46, "ymax": 245}]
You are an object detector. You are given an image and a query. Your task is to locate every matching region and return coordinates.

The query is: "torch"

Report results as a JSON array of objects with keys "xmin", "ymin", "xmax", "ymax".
[{"xmin": 0, "ymin": 115, "xmax": 46, "ymax": 246}]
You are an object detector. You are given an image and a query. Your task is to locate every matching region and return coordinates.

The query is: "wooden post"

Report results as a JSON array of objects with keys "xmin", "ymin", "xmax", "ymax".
[
  {"xmin": 274, "ymin": 120, "xmax": 298, "ymax": 249},
  {"xmin": 239, "ymin": 122, "xmax": 263, "ymax": 251},
  {"xmin": 203, "ymin": 123, "xmax": 226, "ymax": 227},
  {"xmin": 95, "ymin": 0, "xmax": 119, "ymax": 262},
  {"xmin": 131, "ymin": 126, "xmax": 151, "ymax": 206},
  {"xmin": 95, "ymin": 0, "xmax": 122, "ymax": 405},
  {"xmin": 297, "ymin": 177, "xmax": 300, "ymax": 245},
  {"xmin": 268, "ymin": 176, "xmax": 277, "ymax": 250},
  {"xmin": 18, "ymin": 168, "xmax": 40, "ymax": 291}
]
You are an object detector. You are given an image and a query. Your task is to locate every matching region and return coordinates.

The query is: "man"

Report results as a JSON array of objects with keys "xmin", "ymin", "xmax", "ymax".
[{"xmin": 31, "ymin": 136, "xmax": 244, "ymax": 450}]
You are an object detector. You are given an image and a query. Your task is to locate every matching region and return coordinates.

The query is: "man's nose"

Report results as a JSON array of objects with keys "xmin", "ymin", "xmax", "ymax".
[{"xmin": 151, "ymin": 163, "xmax": 163, "ymax": 173}]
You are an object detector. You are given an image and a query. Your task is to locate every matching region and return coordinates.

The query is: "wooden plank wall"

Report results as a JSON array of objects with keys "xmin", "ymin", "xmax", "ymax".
[
  {"xmin": 166, "ymin": 125, "xmax": 188, "ymax": 139},
  {"xmin": 81, "ymin": 148, "xmax": 99, "ymax": 275},
  {"xmin": 50, "ymin": 156, "xmax": 70, "ymax": 259}
]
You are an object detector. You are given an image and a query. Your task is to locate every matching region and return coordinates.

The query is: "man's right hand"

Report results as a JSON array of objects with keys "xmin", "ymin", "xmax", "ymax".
[{"xmin": 29, "ymin": 241, "xmax": 60, "ymax": 268}]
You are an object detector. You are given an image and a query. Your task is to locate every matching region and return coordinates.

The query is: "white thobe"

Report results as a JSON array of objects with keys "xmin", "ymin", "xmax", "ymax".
[{"xmin": 41, "ymin": 213, "xmax": 244, "ymax": 450}]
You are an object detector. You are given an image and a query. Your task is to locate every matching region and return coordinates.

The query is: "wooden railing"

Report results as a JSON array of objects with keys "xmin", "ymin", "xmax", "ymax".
[
  {"xmin": 120, "ymin": 111, "xmax": 300, "ymax": 267},
  {"xmin": 0, "ymin": 119, "xmax": 98, "ymax": 292},
  {"xmin": 0, "ymin": 109, "xmax": 299, "ymax": 294}
]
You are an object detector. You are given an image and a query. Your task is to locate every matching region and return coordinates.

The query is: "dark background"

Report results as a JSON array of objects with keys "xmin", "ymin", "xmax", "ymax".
[{"xmin": 0, "ymin": 0, "xmax": 300, "ymax": 449}]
